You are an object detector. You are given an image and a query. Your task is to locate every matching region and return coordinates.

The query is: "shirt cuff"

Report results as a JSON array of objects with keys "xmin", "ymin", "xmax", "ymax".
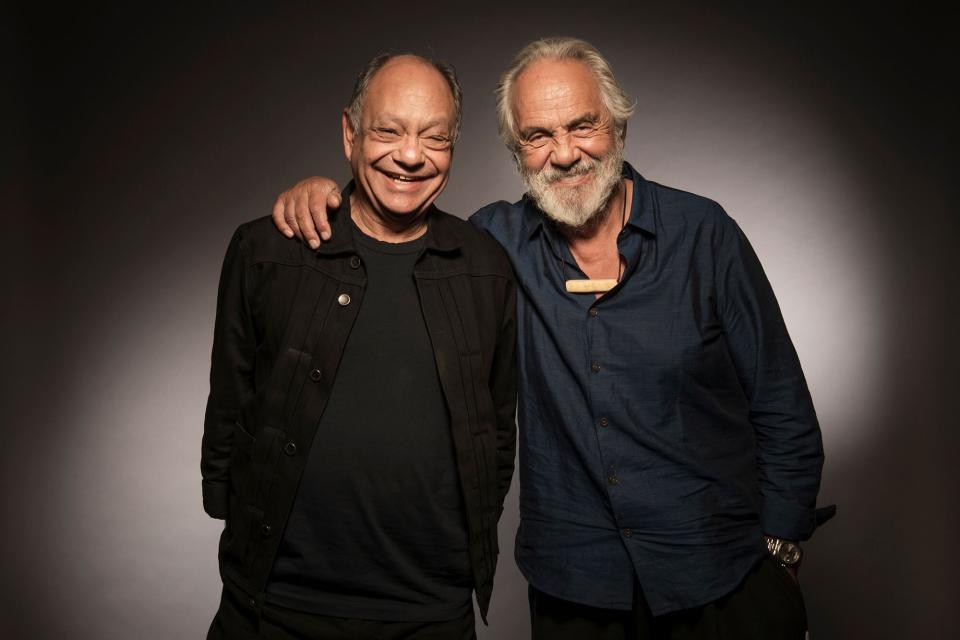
[{"xmin": 761, "ymin": 494, "xmax": 819, "ymax": 540}]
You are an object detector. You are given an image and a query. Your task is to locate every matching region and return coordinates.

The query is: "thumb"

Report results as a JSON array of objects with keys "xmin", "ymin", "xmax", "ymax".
[{"xmin": 326, "ymin": 190, "xmax": 342, "ymax": 210}]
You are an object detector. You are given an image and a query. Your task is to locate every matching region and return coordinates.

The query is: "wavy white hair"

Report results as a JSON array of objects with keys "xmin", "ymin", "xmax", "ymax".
[{"xmin": 495, "ymin": 37, "xmax": 635, "ymax": 153}]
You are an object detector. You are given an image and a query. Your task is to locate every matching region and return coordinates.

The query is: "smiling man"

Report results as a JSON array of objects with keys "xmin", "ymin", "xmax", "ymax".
[
  {"xmin": 201, "ymin": 54, "xmax": 517, "ymax": 639},
  {"xmin": 273, "ymin": 38, "xmax": 833, "ymax": 639}
]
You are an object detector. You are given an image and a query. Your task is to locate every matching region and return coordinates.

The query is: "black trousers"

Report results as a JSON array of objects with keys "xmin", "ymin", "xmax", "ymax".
[
  {"xmin": 207, "ymin": 585, "xmax": 476, "ymax": 640},
  {"xmin": 529, "ymin": 556, "xmax": 807, "ymax": 640}
]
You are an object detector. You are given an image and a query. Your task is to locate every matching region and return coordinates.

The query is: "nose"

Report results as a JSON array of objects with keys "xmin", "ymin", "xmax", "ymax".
[
  {"xmin": 394, "ymin": 134, "xmax": 425, "ymax": 169},
  {"xmin": 549, "ymin": 131, "xmax": 581, "ymax": 169}
]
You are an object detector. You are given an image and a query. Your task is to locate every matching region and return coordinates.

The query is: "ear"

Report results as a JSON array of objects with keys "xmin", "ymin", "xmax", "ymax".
[{"xmin": 342, "ymin": 110, "xmax": 355, "ymax": 162}]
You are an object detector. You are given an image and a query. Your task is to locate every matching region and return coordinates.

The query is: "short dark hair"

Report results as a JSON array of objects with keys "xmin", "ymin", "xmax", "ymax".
[{"xmin": 346, "ymin": 53, "xmax": 464, "ymax": 145}]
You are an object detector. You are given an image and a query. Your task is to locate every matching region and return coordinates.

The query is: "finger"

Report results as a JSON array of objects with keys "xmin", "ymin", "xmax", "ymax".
[
  {"xmin": 301, "ymin": 208, "xmax": 321, "ymax": 250},
  {"xmin": 272, "ymin": 196, "xmax": 294, "ymax": 238},
  {"xmin": 285, "ymin": 196, "xmax": 304, "ymax": 241},
  {"xmin": 326, "ymin": 189, "xmax": 342, "ymax": 210},
  {"xmin": 320, "ymin": 190, "xmax": 341, "ymax": 241},
  {"xmin": 295, "ymin": 194, "xmax": 319, "ymax": 250},
  {"xmin": 307, "ymin": 189, "xmax": 338, "ymax": 243},
  {"xmin": 298, "ymin": 185, "xmax": 323, "ymax": 249}
]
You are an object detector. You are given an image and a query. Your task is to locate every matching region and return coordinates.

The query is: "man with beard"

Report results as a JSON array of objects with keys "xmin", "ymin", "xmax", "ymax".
[{"xmin": 270, "ymin": 38, "xmax": 833, "ymax": 639}]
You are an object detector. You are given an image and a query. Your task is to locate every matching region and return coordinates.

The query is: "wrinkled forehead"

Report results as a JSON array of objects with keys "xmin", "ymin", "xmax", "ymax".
[
  {"xmin": 362, "ymin": 58, "xmax": 455, "ymax": 125},
  {"xmin": 511, "ymin": 58, "xmax": 605, "ymax": 120}
]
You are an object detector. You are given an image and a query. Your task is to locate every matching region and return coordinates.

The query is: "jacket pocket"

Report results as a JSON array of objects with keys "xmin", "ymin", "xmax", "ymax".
[{"xmin": 221, "ymin": 496, "xmax": 265, "ymax": 571}]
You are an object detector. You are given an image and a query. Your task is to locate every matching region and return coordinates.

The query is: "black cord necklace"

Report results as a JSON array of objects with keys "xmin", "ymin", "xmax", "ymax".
[{"xmin": 563, "ymin": 182, "xmax": 627, "ymax": 294}]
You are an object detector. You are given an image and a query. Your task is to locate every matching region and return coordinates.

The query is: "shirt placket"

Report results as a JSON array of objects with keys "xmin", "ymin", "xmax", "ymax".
[{"xmin": 586, "ymin": 229, "xmax": 643, "ymax": 543}]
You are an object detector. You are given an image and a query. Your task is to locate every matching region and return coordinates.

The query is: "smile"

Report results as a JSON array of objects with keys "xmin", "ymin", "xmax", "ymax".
[
  {"xmin": 551, "ymin": 171, "xmax": 593, "ymax": 187},
  {"xmin": 382, "ymin": 170, "xmax": 428, "ymax": 184}
]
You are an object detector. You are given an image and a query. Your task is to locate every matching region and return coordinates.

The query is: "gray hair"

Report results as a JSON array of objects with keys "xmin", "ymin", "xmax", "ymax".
[
  {"xmin": 495, "ymin": 37, "xmax": 635, "ymax": 152},
  {"xmin": 346, "ymin": 53, "xmax": 464, "ymax": 145}
]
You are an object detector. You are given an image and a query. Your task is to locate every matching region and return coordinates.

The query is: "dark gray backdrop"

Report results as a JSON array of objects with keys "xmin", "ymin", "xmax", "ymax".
[{"xmin": 5, "ymin": 2, "xmax": 958, "ymax": 638}]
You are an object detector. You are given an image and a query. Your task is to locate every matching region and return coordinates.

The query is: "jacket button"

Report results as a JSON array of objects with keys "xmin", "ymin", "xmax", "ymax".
[
  {"xmin": 591, "ymin": 362, "xmax": 601, "ymax": 373},
  {"xmin": 599, "ymin": 417, "xmax": 609, "ymax": 428},
  {"xmin": 338, "ymin": 293, "xmax": 351, "ymax": 306},
  {"xmin": 260, "ymin": 523, "xmax": 272, "ymax": 537},
  {"xmin": 309, "ymin": 368, "xmax": 322, "ymax": 382},
  {"xmin": 284, "ymin": 441, "xmax": 297, "ymax": 456},
  {"xmin": 623, "ymin": 528, "xmax": 632, "ymax": 538},
  {"xmin": 589, "ymin": 307, "xmax": 599, "ymax": 317},
  {"xmin": 608, "ymin": 474, "xmax": 619, "ymax": 485},
  {"xmin": 349, "ymin": 255, "xmax": 361, "ymax": 269}
]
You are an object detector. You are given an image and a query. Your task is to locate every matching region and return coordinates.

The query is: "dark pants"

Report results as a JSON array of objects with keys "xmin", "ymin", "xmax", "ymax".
[
  {"xmin": 207, "ymin": 585, "xmax": 476, "ymax": 640},
  {"xmin": 530, "ymin": 556, "xmax": 807, "ymax": 640}
]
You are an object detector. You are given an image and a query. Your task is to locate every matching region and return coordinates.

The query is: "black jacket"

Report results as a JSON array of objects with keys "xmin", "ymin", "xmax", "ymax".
[{"xmin": 201, "ymin": 196, "xmax": 517, "ymax": 621}]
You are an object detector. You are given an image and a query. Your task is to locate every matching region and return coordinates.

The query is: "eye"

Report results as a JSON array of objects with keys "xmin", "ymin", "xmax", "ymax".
[
  {"xmin": 422, "ymin": 134, "xmax": 451, "ymax": 150},
  {"xmin": 374, "ymin": 127, "xmax": 400, "ymax": 138},
  {"xmin": 524, "ymin": 132, "xmax": 549, "ymax": 147}
]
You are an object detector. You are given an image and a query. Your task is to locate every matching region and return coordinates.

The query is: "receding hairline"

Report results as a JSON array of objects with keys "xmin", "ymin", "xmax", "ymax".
[
  {"xmin": 347, "ymin": 51, "xmax": 464, "ymax": 144},
  {"xmin": 510, "ymin": 57, "xmax": 606, "ymax": 106},
  {"xmin": 365, "ymin": 55, "xmax": 455, "ymax": 100}
]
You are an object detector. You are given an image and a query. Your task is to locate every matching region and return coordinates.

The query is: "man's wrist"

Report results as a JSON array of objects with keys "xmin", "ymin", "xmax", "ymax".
[{"xmin": 765, "ymin": 535, "xmax": 803, "ymax": 568}]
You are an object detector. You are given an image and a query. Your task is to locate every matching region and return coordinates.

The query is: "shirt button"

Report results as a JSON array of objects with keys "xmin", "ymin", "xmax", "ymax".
[
  {"xmin": 608, "ymin": 475, "xmax": 619, "ymax": 485},
  {"xmin": 260, "ymin": 523, "xmax": 272, "ymax": 537},
  {"xmin": 598, "ymin": 417, "xmax": 609, "ymax": 428},
  {"xmin": 284, "ymin": 441, "xmax": 297, "ymax": 456},
  {"xmin": 591, "ymin": 362, "xmax": 601, "ymax": 373},
  {"xmin": 589, "ymin": 308, "xmax": 599, "ymax": 317},
  {"xmin": 623, "ymin": 528, "xmax": 632, "ymax": 538},
  {"xmin": 349, "ymin": 255, "xmax": 361, "ymax": 269},
  {"xmin": 338, "ymin": 293, "xmax": 351, "ymax": 306},
  {"xmin": 309, "ymin": 368, "xmax": 322, "ymax": 382}
]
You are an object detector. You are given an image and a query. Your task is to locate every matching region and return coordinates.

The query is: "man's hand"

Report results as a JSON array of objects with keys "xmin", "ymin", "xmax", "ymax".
[{"xmin": 271, "ymin": 177, "xmax": 343, "ymax": 249}]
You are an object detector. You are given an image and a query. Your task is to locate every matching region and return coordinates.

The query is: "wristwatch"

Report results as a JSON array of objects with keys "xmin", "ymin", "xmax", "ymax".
[{"xmin": 765, "ymin": 535, "xmax": 803, "ymax": 567}]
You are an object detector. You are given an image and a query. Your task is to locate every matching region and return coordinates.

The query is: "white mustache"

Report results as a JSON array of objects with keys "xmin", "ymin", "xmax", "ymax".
[{"xmin": 538, "ymin": 161, "xmax": 598, "ymax": 185}]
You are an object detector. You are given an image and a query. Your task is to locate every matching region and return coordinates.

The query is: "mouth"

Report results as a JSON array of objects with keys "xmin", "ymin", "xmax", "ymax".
[
  {"xmin": 550, "ymin": 170, "xmax": 593, "ymax": 188},
  {"xmin": 381, "ymin": 169, "xmax": 430, "ymax": 184}
]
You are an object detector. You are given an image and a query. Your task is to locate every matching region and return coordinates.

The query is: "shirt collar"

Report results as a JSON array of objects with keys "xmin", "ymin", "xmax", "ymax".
[{"xmin": 523, "ymin": 161, "xmax": 656, "ymax": 240}]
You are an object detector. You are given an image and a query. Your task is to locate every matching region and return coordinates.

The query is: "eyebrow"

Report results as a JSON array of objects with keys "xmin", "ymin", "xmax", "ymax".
[
  {"xmin": 518, "ymin": 111, "xmax": 602, "ymax": 139},
  {"xmin": 566, "ymin": 112, "xmax": 601, "ymax": 129},
  {"xmin": 371, "ymin": 114, "xmax": 451, "ymax": 133}
]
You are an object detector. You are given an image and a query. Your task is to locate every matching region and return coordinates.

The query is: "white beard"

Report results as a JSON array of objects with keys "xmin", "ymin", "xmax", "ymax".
[{"xmin": 521, "ymin": 144, "xmax": 624, "ymax": 230}]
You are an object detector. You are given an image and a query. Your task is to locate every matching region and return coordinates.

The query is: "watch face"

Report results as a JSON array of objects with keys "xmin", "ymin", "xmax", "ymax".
[{"xmin": 779, "ymin": 542, "xmax": 802, "ymax": 565}]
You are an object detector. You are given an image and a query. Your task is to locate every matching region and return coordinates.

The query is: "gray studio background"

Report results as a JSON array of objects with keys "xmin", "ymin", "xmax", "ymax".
[{"xmin": 5, "ymin": 3, "xmax": 957, "ymax": 638}]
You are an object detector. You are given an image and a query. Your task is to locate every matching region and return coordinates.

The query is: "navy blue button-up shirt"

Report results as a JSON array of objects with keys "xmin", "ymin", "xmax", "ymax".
[{"xmin": 470, "ymin": 163, "xmax": 826, "ymax": 615}]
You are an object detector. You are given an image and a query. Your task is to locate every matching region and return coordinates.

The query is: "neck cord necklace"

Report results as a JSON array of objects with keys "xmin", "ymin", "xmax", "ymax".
[{"xmin": 563, "ymin": 183, "xmax": 627, "ymax": 294}]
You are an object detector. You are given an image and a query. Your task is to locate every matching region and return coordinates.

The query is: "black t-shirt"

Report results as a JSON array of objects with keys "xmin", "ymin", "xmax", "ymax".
[{"xmin": 266, "ymin": 221, "xmax": 472, "ymax": 622}]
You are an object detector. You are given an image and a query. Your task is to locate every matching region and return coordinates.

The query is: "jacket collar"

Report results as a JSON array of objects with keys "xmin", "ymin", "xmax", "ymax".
[{"xmin": 314, "ymin": 181, "xmax": 462, "ymax": 256}]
